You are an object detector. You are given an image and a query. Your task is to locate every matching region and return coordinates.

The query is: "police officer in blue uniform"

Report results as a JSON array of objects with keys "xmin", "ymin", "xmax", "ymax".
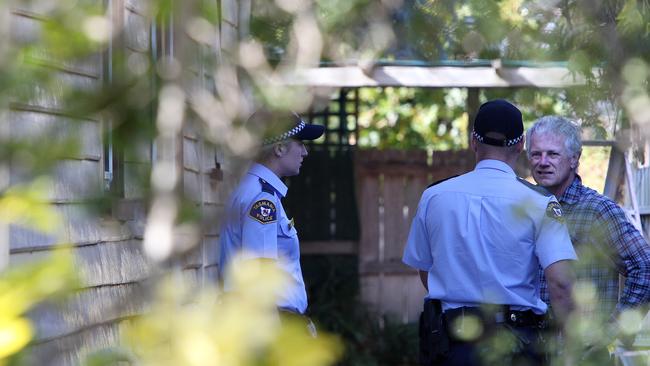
[
  {"xmin": 219, "ymin": 109, "xmax": 324, "ymax": 318},
  {"xmin": 403, "ymin": 100, "xmax": 577, "ymax": 366}
]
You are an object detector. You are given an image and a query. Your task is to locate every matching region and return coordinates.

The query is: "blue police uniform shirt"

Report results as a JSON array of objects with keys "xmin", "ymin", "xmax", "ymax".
[
  {"xmin": 219, "ymin": 163, "xmax": 308, "ymax": 314},
  {"xmin": 402, "ymin": 159, "xmax": 577, "ymax": 314}
]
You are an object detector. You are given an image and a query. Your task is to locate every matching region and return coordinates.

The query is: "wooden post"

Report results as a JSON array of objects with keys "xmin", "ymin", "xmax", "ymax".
[
  {"xmin": 466, "ymin": 88, "xmax": 479, "ymax": 147},
  {"xmin": 603, "ymin": 145, "xmax": 625, "ymax": 200},
  {"xmin": 624, "ymin": 152, "xmax": 644, "ymax": 233}
]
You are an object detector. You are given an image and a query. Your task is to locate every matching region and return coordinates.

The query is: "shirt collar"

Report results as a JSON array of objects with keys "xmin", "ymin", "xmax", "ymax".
[
  {"xmin": 248, "ymin": 163, "xmax": 288, "ymax": 197},
  {"xmin": 474, "ymin": 159, "xmax": 516, "ymax": 176},
  {"xmin": 559, "ymin": 175, "xmax": 583, "ymax": 204}
]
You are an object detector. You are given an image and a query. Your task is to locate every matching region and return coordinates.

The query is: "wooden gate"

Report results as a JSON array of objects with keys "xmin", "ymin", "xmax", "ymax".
[{"xmin": 355, "ymin": 149, "xmax": 475, "ymax": 323}]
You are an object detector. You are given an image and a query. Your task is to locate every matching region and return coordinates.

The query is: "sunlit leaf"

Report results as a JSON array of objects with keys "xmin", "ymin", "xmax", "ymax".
[
  {"xmin": 0, "ymin": 177, "xmax": 62, "ymax": 233},
  {"xmin": 119, "ymin": 257, "xmax": 341, "ymax": 366},
  {"xmin": 0, "ymin": 317, "xmax": 33, "ymax": 360}
]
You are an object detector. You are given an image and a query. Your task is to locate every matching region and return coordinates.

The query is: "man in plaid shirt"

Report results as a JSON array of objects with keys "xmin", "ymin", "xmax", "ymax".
[{"xmin": 526, "ymin": 116, "xmax": 650, "ymax": 322}]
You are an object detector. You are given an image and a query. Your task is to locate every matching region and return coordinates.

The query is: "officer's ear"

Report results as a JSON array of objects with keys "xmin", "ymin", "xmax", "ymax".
[
  {"xmin": 513, "ymin": 137, "xmax": 524, "ymax": 154},
  {"xmin": 273, "ymin": 142, "xmax": 287, "ymax": 157},
  {"xmin": 470, "ymin": 135, "xmax": 478, "ymax": 152}
]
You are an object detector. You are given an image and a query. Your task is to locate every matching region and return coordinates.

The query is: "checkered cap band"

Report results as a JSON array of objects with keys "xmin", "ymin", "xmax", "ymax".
[
  {"xmin": 263, "ymin": 120, "xmax": 306, "ymax": 145},
  {"xmin": 472, "ymin": 130, "xmax": 524, "ymax": 147}
]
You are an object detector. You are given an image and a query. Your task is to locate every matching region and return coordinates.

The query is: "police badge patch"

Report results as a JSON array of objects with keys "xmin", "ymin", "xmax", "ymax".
[
  {"xmin": 249, "ymin": 199, "xmax": 277, "ymax": 224},
  {"xmin": 546, "ymin": 201, "xmax": 564, "ymax": 222}
]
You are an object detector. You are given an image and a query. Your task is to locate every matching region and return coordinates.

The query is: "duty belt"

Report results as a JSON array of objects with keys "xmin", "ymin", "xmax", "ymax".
[{"xmin": 444, "ymin": 306, "xmax": 548, "ymax": 329}]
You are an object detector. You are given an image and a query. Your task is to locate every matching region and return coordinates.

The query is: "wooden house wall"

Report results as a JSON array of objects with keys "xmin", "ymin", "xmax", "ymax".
[
  {"xmin": 122, "ymin": 0, "xmax": 153, "ymax": 202},
  {"xmin": 182, "ymin": 118, "xmax": 222, "ymax": 284},
  {"xmin": 6, "ymin": 1, "xmax": 153, "ymax": 364},
  {"xmin": 5, "ymin": 0, "xmax": 242, "ymax": 363},
  {"xmin": 176, "ymin": 0, "xmax": 244, "ymax": 284},
  {"xmin": 197, "ymin": 0, "xmax": 252, "ymax": 281}
]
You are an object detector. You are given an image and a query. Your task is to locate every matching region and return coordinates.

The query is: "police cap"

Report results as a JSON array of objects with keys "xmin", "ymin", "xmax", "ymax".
[
  {"xmin": 472, "ymin": 99, "xmax": 524, "ymax": 147},
  {"xmin": 248, "ymin": 109, "xmax": 325, "ymax": 145}
]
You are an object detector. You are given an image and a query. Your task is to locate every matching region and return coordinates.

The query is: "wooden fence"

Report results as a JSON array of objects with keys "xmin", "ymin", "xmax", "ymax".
[
  {"xmin": 288, "ymin": 147, "xmax": 530, "ymax": 323},
  {"xmin": 354, "ymin": 149, "xmax": 475, "ymax": 323},
  {"xmin": 352, "ymin": 149, "xmax": 650, "ymax": 324}
]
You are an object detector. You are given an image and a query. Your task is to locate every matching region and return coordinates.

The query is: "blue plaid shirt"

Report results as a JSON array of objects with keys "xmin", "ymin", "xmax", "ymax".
[{"xmin": 540, "ymin": 175, "xmax": 650, "ymax": 316}]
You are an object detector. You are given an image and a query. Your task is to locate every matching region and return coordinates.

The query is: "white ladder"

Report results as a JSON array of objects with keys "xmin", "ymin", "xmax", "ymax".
[{"xmin": 600, "ymin": 143, "xmax": 645, "ymax": 236}]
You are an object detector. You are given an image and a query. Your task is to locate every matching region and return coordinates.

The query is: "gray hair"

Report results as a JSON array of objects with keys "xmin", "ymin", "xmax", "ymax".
[{"xmin": 525, "ymin": 116, "xmax": 582, "ymax": 158}]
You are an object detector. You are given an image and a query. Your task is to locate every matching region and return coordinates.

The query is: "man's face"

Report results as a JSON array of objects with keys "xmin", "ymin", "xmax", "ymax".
[
  {"xmin": 279, "ymin": 139, "xmax": 308, "ymax": 177},
  {"xmin": 528, "ymin": 132, "xmax": 578, "ymax": 196}
]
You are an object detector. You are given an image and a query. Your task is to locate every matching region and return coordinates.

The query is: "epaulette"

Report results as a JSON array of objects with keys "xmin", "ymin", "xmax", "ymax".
[
  {"xmin": 427, "ymin": 175, "xmax": 459, "ymax": 188},
  {"xmin": 259, "ymin": 178, "xmax": 275, "ymax": 195},
  {"xmin": 516, "ymin": 177, "xmax": 552, "ymax": 197}
]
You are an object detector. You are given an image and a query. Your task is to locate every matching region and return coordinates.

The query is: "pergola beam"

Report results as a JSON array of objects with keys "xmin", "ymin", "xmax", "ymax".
[{"xmin": 284, "ymin": 65, "xmax": 592, "ymax": 88}]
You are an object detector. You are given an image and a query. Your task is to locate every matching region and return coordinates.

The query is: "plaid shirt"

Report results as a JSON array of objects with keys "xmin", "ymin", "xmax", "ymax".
[{"xmin": 540, "ymin": 175, "xmax": 650, "ymax": 317}]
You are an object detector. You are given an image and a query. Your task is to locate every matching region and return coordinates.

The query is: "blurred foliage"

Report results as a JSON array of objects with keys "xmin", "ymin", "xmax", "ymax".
[
  {"xmin": 248, "ymin": 0, "xmax": 650, "ymax": 72},
  {"xmin": 579, "ymin": 146, "xmax": 612, "ymax": 193},
  {"xmin": 0, "ymin": 168, "xmax": 79, "ymax": 365},
  {"xmin": 0, "ymin": 0, "xmax": 649, "ymax": 365},
  {"xmin": 357, "ymin": 87, "xmax": 468, "ymax": 150},
  {"xmin": 0, "ymin": 250, "xmax": 79, "ymax": 365},
  {"xmin": 355, "ymin": 86, "xmax": 610, "ymax": 151},
  {"xmin": 86, "ymin": 257, "xmax": 342, "ymax": 366},
  {"xmin": 1, "ymin": 0, "xmax": 341, "ymax": 362},
  {"xmin": 249, "ymin": 0, "xmax": 650, "ymax": 150},
  {"xmin": 0, "ymin": 178, "xmax": 62, "ymax": 233}
]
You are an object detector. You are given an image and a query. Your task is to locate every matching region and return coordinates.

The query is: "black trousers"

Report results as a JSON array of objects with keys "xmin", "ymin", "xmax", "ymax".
[{"xmin": 441, "ymin": 325, "xmax": 545, "ymax": 366}]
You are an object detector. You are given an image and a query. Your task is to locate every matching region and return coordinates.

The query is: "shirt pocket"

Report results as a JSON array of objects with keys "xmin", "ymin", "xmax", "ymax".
[{"xmin": 278, "ymin": 217, "xmax": 298, "ymax": 238}]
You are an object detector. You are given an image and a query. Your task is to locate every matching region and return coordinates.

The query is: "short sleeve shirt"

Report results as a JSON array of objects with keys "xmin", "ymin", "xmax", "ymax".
[
  {"xmin": 219, "ymin": 163, "xmax": 307, "ymax": 314},
  {"xmin": 402, "ymin": 159, "xmax": 577, "ymax": 314}
]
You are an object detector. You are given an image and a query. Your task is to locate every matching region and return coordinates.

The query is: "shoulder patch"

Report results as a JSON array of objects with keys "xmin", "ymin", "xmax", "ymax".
[
  {"xmin": 516, "ymin": 177, "xmax": 553, "ymax": 197},
  {"xmin": 249, "ymin": 199, "xmax": 277, "ymax": 224},
  {"xmin": 259, "ymin": 178, "xmax": 275, "ymax": 195},
  {"xmin": 427, "ymin": 175, "xmax": 459, "ymax": 188},
  {"xmin": 546, "ymin": 201, "xmax": 565, "ymax": 222}
]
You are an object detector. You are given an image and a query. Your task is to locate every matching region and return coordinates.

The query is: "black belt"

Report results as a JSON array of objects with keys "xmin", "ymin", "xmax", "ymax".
[{"xmin": 444, "ymin": 306, "xmax": 548, "ymax": 329}]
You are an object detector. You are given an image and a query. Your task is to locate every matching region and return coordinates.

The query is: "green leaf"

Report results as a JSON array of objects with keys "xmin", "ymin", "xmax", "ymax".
[
  {"xmin": 617, "ymin": 0, "xmax": 645, "ymax": 35},
  {"xmin": 568, "ymin": 50, "xmax": 594, "ymax": 78}
]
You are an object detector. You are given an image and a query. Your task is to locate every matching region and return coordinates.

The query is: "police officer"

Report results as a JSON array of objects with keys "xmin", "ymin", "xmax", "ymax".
[
  {"xmin": 402, "ymin": 100, "xmax": 577, "ymax": 366},
  {"xmin": 218, "ymin": 109, "xmax": 324, "ymax": 318}
]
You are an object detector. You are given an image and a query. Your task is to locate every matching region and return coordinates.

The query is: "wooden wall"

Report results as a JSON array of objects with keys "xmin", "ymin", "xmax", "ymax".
[
  {"xmin": 182, "ymin": 120, "xmax": 224, "ymax": 285},
  {"xmin": 4, "ymin": 0, "xmax": 245, "ymax": 363},
  {"xmin": 6, "ymin": 1, "xmax": 154, "ymax": 364},
  {"xmin": 179, "ymin": 0, "xmax": 253, "ymax": 286}
]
